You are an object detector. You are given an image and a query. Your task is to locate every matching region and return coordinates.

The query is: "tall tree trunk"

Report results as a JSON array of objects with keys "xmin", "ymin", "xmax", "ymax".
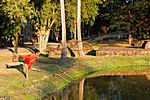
[
  {"xmin": 38, "ymin": 34, "xmax": 42, "ymax": 53},
  {"xmin": 87, "ymin": 26, "xmax": 91, "ymax": 38},
  {"xmin": 38, "ymin": 27, "xmax": 50, "ymax": 53},
  {"xmin": 13, "ymin": 33, "xmax": 19, "ymax": 53},
  {"xmin": 128, "ymin": 33, "xmax": 132, "ymax": 46},
  {"xmin": 74, "ymin": 21, "xmax": 77, "ymax": 40},
  {"xmin": 43, "ymin": 30, "xmax": 50, "ymax": 50},
  {"xmin": 38, "ymin": 19, "xmax": 55, "ymax": 53},
  {"xmin": 77, "ymin": 0, "xmax": 84, "ymax": 57},
  {"xmin": 38, "ymin": 31, "xmax": 44, "ymax": 53},
  {"xmin": 60, "ymin": 0, "xmax": 67, "ymax": 58},
  {"xmin": 79, "ymin": 79, "xmax": 85, "ymax": 100}
]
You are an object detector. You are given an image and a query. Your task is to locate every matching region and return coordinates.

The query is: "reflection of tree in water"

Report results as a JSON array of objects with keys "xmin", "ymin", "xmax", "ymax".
[
  {"xmin": 45, "ymin": 75, "xmax": 150, "ymax": 100},
  {"xmin": 68, "ymin": 83, "xmax": 79, "ymax": 100},
  {"xmin": 108, "ymin": 81, "xmax": 121, "ymax": 100},
  {"xmin": 98, "ymin": 81, "xmax": 122, "ymax": 100},
  {"xmin": 83, "ymin": 83, "xmax": 98, "ymax": 100},
  {"xmin": 84, "ymin": 75, "xmax": 150, "ymax": 100}
]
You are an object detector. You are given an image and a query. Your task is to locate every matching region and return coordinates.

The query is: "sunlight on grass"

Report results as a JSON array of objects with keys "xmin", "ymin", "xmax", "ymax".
[{"xmin": 1, "ymin": 55, "xmax": 150, "ymax": 99}]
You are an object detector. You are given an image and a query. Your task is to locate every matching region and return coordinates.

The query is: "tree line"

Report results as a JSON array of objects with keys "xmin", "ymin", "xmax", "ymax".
[{"xmin": 0, "ymin": 0, "xmax": 149, "ymax": 57}]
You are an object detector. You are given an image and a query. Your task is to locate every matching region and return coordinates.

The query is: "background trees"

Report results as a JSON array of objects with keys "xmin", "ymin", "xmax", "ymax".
[
  {"xmin": 109, "ymin": 0, "xmax": 149, "ymax": 44},
  {"xmin": 0, "ymin": 0, "xmax": 149, "ymax": 55},
  {"xmin": 1, "ymin": 0, "xmax": 32, "ymax": 53},
  {"xmin": 30, "ymin": 0, "xmax": 60, "ymax": 52},
  {"xmin": 95, "ymin": 0, "xmax": 149, "ymax": 44},
  {"xmin": 81, "ymin": 0, "xmax": 99, "ymax": 37}
]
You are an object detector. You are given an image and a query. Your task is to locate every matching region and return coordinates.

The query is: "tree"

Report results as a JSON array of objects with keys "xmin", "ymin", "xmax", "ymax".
[
  {"xmin": 30, "ymin": 0, "xmax": 60, "ymax": 52},
  {"xmin": 1, "ymin": 0, "xmax": 32, "ymax": 53},
  {"xmin": 0, "ymin": 4, "xmax": 11, "ymax": 47},
  {"xmin": 65, "ymin": 0, "xmax": 77, "ymax": 40},
  {"xmin": 108, "ymin": 0, "xmax": 150, "ymax": 45},
  {"xmin": 77, "ymin": 0, "xmax": 84, "ymax": 57},
  {"xmin": 60, "ymin": 0, "xmax": 67, "ymax": 58},
  {"xmin": 64, "ymin": 0, "xmax": 100, "ymax": 56},
  {"xmin": 77, "ymin": 0, "xmax": 100, "ymax": 56},
  {"xmin": 81, "ymin": 0, "xmax": 99, "ymax": 37}
]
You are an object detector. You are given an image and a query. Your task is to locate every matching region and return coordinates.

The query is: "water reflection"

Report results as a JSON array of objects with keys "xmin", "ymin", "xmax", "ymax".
[
  {"xmin": 85, "ymin": 75, "xmax": 150, "ymax": 100},
  {"xmin": 45, "ymin": 75, "xmax": 150, "ymax": 100}
]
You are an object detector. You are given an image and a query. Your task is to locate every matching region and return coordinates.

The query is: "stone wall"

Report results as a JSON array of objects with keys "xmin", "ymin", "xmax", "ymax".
[
  {"xmin": 46, "ymin": 40, "xmax": 93, "ymax": 57},
  {"xmin": 96, "ymin": 47, "xmax": 150, "ymax": 56}
]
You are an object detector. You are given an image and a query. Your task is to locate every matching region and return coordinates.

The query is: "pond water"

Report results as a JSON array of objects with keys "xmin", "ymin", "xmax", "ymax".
[
  {"xmin": 46, "ymin": 75, "xmax": 150, "ymax": 100},
  {"xmin": 84, "ymin": 75, "xmax": 150, "ymax": 100}
]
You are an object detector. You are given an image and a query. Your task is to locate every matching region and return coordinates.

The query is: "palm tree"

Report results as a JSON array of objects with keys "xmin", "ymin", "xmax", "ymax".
[
  {"xmin": 60, "ymin": 0, "xmax": 67, "ymax": 58},
  {"xmin": 77, "ymin": 0, "xmax": 84, "ymax": 57}
]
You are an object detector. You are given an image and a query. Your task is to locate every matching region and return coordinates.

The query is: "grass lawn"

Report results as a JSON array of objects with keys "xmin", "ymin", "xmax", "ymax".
[
  {"xmin": 1, "ymin": 53, "xmax": 150, "ymax": 99},
  {"xmin": 1, "ymin": 41, "xmax": 150, "ymax": 99}
]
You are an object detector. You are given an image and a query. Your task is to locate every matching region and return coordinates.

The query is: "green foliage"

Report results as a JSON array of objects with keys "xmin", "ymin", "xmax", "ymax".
[
  {"xmin": 30, "ymin": 0, "xmax": 60, "ymax": 31},
  {"xmin": 64, "ymin": 0, "xmax": 100, "ymax": 34},
  {"xmin": 1, "ymin": 0, "xmax": 100, "ymax": 39},
  {"xmin": 109, "ymin": 0, "xmax": 149, "ymax": 35},
  {"xmin": 81, "ymin": 0, "xmax": 99, "ymax": 26},
  {"xmin": 65, "ymin": 0, "xmax": 77, "ymax": 33},
  {"xmin": 1, "ymin": 0, "xmax": 60, "ymax": 37},
  {"xmin": 1, "ymin": 0, "xmax": 33, "ymax": 36}
]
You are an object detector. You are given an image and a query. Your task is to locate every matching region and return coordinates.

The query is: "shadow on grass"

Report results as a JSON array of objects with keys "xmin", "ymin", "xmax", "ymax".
[
  {"xmin": 86, "ymin": 50, "xmax": 96, "ymax": 56},
  {"xmin": 40, "ymin": 54, "xmax": 49, "ymax": 57},
  {"xmin": 34, "ymin": 55, "xmax": 76, "ymax": 74},
  {"xmin": 35, "ymin": 55, "xmax": 99, "ymax": 80},
  {"xmin": 6, "ymin": 64, "xmax": 26, "ymax": 78}
]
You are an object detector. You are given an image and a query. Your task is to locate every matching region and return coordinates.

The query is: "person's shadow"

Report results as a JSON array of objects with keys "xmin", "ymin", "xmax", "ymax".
[{"xmin": 6, "ymin": 64, "xmax": 26, "ymax": 78}]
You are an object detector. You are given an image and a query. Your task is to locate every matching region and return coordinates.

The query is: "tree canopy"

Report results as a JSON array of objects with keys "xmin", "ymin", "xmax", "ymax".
[
  {"xmin": 1, "ymin": 0, "xmax": 32, "ymax": 35},
  {"xmin": 99, "ymin": 0, "xmax": 150, "ymax": 35},
  {"xmin": 0, "ymin": 0, "xmax": 149, "ymax": 48}
]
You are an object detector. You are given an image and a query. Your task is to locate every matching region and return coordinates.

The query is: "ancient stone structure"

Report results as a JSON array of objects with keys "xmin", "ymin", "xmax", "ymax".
[
  {"xmin": 134, "ymin": 40, "xmax": 150, "ymax": 49},
  {"xmin": 143, "ymin": 41, "xmax": 150, "ymax": 49},
  {"xmin": 46, "ymin": 40, "xmax": 93, "ymax": 57},
  {"xmin": 96, "ymin": 47, "xmax": 150, "ymax": 56}
]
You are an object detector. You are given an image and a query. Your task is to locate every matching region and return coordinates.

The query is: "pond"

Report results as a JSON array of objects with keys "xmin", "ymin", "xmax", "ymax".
[
  {"xmin": 46, "ymin": 75, "xmax": 150, "ymax": 100},
  {"xmin": 84, "ymin": 75, "xmax": 150, "ymax": 100}
]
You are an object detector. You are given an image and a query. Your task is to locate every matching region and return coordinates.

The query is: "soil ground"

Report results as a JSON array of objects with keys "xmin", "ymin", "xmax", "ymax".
[{"xmin": 0, "ymin": 48, "xmax": 32, "ymax": 74}]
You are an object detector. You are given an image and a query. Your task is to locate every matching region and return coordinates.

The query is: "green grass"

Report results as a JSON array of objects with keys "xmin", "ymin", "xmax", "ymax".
[{"xmin": 1, "ymin": 55, "xmax": 150, "ymax": 99}]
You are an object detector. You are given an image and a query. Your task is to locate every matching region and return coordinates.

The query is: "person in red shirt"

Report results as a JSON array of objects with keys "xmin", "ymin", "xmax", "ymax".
[{"xmin": 9, "ymin": 48, "xmax": 40, "ymax": 80}]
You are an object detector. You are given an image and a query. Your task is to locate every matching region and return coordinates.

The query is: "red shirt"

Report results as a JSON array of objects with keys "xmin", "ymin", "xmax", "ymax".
[{"xmin": 19, "ymin": 54, "xmax": 38, "ymax": 70}]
